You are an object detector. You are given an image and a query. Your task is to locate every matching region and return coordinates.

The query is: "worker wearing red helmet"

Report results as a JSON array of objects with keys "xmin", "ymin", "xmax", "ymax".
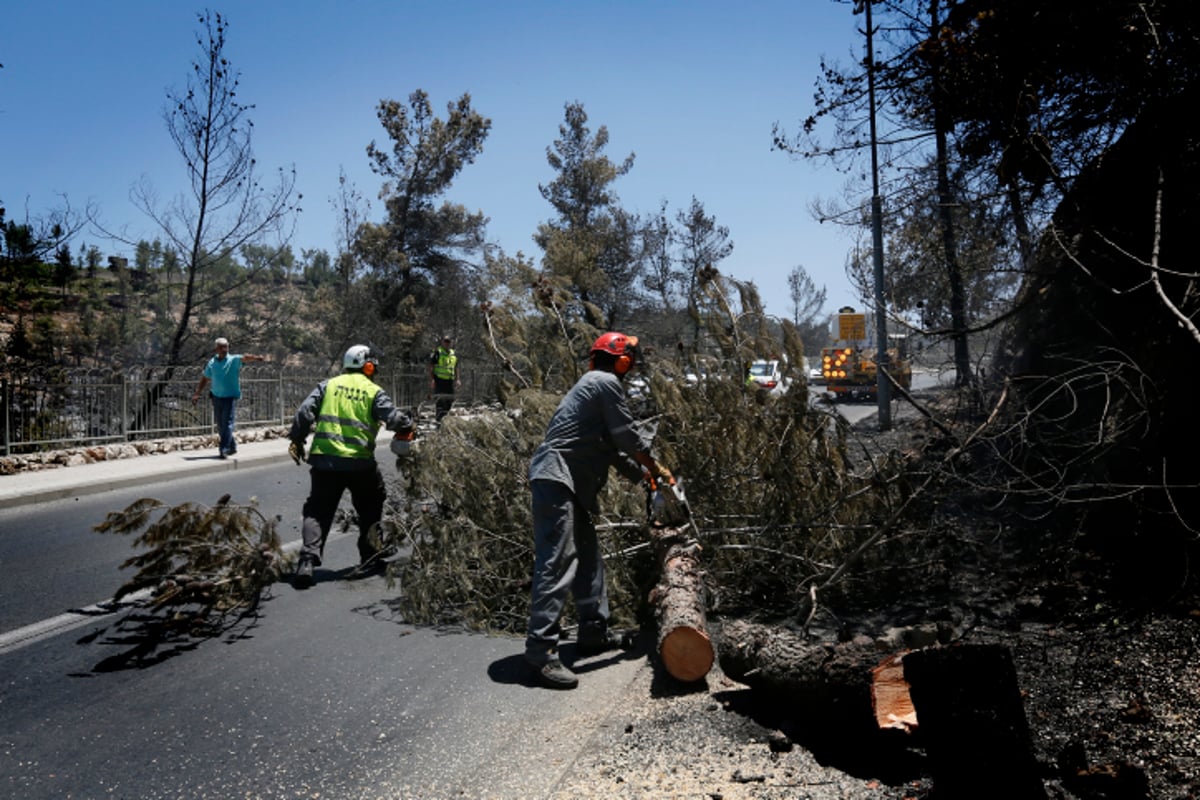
[{"xmin": 524, "ymin": 331, "xmax": 673, "ymax": 689}]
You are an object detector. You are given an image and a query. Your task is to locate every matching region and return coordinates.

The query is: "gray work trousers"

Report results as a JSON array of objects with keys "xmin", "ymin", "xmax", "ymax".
[
  {"xmin": 525, "ymin": 479, "xmax": 609, "ymax": 663},
  {"xmin": 299, "ymin": 465, "xmax": 386, "ymax": 565}
]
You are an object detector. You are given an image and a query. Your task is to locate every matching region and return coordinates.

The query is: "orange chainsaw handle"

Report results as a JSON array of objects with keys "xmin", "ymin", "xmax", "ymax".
[{"xmin": 635, "ymin": 452, "xmax": 674, "ymax": 487}]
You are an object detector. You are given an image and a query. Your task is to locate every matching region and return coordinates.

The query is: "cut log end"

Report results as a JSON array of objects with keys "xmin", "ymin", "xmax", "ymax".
[
  {"xmin": 872, "ymin": 653, "xmax": 918, "ymax": 733},
  {"xmin": 660, "ymin": 625, "xmax": 715, "ymax": 683}
]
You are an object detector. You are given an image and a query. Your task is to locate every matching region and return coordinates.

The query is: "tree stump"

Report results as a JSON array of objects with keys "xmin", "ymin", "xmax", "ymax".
[
  {"xmin": 648, "ymin": 526, "xmax": 714, "ymax": 682},
  {"xmin": 903, "ymin": 644, "xmax": 1047, "ymax": 798},
  {"xmin": 872, "ymin": 653, "xmax": 918, "ymax": 732},
  {"xmin": 717, "ymin": 623, "xmax": 1048, "ymax": 794}
]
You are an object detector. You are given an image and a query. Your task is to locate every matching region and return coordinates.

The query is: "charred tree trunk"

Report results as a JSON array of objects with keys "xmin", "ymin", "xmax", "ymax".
[
  {"xmin": 904, "ymin": 644, "xmax": 1047, "ymax": 798},
  {"xmin": 648, "ymin": 526, "xmax": 714, "ymax": 683},
  {"xmin": 718, "ymin": 621, "xmax": 1047, "ymax": 797},
  {"xmin": 130, "ymin": 367, "xmax": 177, "ymax": 435}
]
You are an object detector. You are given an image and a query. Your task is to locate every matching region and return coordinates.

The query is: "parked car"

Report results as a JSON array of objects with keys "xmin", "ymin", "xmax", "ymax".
[
  {"xmin": 747, "ymin": 359, "xmax": 786, "ymax": 394},
  {"xmin": 626, "ymin": 375, "xmax": 650, "ymax": 398}
]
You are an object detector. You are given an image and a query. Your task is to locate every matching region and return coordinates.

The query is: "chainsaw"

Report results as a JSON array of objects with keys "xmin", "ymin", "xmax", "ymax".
[{"xmin": 648, "ymin": 476, "xmax": 700, "ymax": 538}]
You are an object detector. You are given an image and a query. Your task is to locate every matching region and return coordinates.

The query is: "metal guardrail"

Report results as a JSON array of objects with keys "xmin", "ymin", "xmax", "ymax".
[{"xmin": 1, "ymin": 364, "xmax": 503, "ymax": 456}]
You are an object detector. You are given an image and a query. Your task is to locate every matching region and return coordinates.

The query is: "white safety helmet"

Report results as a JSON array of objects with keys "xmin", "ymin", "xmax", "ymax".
[
  {"xmin": 343, "ymin": 345, "xmax": 371, "ymax": 370},
  {"xmin": 343, "ymin": 345, "xmax": 380, "ymax": 377}
]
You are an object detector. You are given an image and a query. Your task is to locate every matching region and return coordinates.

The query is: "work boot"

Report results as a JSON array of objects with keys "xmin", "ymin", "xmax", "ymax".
[
  {"xmin": 293, "ymin": 555, "xmax": 316, "ymax": 589},
  {"xmin": 529, "ymin": 657, "xmax": 578, "ymax": 690},
  {"xmin": 578, "ymin": 631, "xmax": 625, "ymax": 657},
  {"xmin": 576, "ymin": 622, "xmax": 625, "ymax": 657}
]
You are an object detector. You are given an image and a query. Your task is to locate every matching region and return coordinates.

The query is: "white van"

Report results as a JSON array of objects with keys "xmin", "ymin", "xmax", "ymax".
[{"xmin": 748, "ymin": 359, "xmax": 786, "ymax": 394}]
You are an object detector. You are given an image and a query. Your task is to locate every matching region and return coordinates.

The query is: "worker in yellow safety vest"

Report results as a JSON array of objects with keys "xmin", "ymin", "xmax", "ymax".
[
  {"xmin": 286, "ymin": 345, "xmax": 413, "ymax": 588},
  {"xmin": 428, "ymin": 334, "xmax": 459, "ymax": 423}
]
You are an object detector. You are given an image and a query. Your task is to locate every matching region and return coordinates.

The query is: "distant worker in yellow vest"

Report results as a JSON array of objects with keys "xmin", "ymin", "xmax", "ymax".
[
  {"xmin": 428, "ymin": 334, "xmax": 459, "ymax": 424},
  {"xmin": 286, "ymin": 345, "xmax": 413, "ymax": 589}
]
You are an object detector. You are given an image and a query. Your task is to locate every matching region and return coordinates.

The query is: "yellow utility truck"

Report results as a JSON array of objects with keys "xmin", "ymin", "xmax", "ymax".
[{"xmin": 820, "ymin": 307, "xmax": 911, "ymax": 401}]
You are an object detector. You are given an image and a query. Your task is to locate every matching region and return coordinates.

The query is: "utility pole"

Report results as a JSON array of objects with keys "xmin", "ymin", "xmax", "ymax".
[{"xmin": 856, "ymin": 0, "xmax": 892, "ymax": 430}]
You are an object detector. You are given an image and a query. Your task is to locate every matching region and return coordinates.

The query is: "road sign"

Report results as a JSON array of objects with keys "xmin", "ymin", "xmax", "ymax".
[{"xmin": 837, "ymin": 313, "xmax": 866, "ymax": 341}]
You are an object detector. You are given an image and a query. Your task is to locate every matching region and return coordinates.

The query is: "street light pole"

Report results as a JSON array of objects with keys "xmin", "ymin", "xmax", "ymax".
[{"xmin": 858, "ymin": 0, "xmax": 892, "ymax": 430}]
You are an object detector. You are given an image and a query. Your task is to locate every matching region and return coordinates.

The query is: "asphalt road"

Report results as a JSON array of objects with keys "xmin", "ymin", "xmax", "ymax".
[
  {"xmin": 0, "ymin": 464, "xmax": 311, "ymax": 632},
  {"xmin": 813, "ymin": 368, "xmax": 945, "ymax": 427},
  {"xmin": 0, "ymin": 460, "xmax": 649, "ymax": 799},
  {"xmin": 0, "ymin": 373, "xmax": 947, "ymax": 798}
]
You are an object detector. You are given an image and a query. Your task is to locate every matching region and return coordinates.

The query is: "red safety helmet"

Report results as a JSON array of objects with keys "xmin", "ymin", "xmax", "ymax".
[{"xmin": 590, "ymin": 332, "xmax": 639, "ymax": 375}]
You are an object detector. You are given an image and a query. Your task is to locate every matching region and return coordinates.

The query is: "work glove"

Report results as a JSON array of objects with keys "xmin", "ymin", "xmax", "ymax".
[
  {"xmin": 633, "ymin": 453, "xmax": 672, "ymax": 484},
  {"xmin": 288, "ymin": 440, "xmax": 306, "ymax": 465}
]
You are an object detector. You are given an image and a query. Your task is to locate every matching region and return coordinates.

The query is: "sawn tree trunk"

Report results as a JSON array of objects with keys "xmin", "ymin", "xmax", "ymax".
[{"xmin": 648, "ymin": 526, "xmax": 714, "ymax": 682}]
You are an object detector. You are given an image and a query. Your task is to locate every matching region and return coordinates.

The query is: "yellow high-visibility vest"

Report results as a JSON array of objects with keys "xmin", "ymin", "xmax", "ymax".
[
  {"xmin": 310, "ymin": 372, "xmax": 381, "ymax": 460},
  {"xmin": 432, "ymin": 347, "xmax": 457, "ymax": 380}
]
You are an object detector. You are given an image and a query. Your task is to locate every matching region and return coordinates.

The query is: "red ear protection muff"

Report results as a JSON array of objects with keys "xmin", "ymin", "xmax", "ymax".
[
  {"xmin": 363, "ymin": 359, "xmax": 377, "ymax": 378},
  {"xmin": 590, "ymin": 353, "xmax": 632, "ymax": 374}
]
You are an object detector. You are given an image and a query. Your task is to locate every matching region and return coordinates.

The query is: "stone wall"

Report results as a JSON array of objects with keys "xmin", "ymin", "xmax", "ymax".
[{"xmin": 0, "ymin": 426, "xmax": 290, "ymax": 475}]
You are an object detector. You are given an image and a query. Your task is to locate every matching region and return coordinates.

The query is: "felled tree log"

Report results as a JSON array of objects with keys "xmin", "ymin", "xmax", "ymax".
[
  {"xmin": 647, "ymin": 526, "xmax": 714, "ymax": 682},
  {"xmin": 717, "ymin": 619, "xmax": 893, "ymax": 738}
]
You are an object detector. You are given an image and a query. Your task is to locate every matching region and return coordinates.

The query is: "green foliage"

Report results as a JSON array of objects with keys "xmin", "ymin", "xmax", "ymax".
[
  {"xmin": 386, "ymin": 363, "xmax": 908, "ymax": 630},
  {"xmin": 535, "ymin": 101, "xmax": 640, "ymax": 329},
  {"xmin": 877, "ymin": 169, "xmax": 1021, "ymax": 329},
  {"xmin": 648, "ymin": 364, "xmax": 899, "ymax": 612},
  {"xmin": 676, "ymin": 197, "xmax": 734, "ymax": 328},
  {"xmin": 386, "ymin": 390, "xmax": 556, "ymax": 631},
  {"xmin": 94, "ymin": 494, "xmax": 284, "ymax": 634},
  {"xmin": 4, "ymin": 316, "xmax": 33, "ymax": 362},
  {"xmin": 382, "ymin": 387, "xmax": 656, "ymax": 633},
  {"xmin": 53, "ymin": 245, "xmax": 76, "ymax": 295},
  {"xmin": 28, "ymin": 314, "xmax": 65, "ymax": 363},
  {"xmin": 301, "ymin": 248, "xmax": 339, "ymax": 289},
  {"xmin": 477, "ymin": 254, "xmax": 605, "ymax": 395},
  {"xmin": 389, "ymin": 278, "xmax": 911, "ymax": 632},
  {"xmin": 355, "ymin": 89, "xmax": 491, "ymax": 356}
]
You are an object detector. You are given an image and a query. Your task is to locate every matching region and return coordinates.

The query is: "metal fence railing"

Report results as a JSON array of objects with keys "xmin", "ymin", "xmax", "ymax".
[{"xmin": 1, "ymin": 364, "xmax": 505, "ymax": 456}]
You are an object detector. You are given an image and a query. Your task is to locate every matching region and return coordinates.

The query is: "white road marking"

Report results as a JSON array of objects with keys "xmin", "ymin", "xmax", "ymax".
[
  {"xmin": 0, "ymin": 591, "xmax": 151, "ymax": 655},
  {"xmin": 0, "ymin": 539, "xmax": 309, "ymax": 656}
]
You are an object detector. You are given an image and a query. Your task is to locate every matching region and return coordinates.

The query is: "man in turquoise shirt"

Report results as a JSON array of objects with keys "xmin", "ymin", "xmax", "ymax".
[{"xmin": 192, "ymin": 336, "xmax": 265, "ymax": 458}]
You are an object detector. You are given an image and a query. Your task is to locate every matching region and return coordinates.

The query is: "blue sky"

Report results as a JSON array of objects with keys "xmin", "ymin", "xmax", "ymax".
[{"xmin": 3, "ymin": 0, "xmax": 872, "ymax": 319}]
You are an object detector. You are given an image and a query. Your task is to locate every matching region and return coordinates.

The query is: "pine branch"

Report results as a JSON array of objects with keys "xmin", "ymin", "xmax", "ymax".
[{"xmin": 95, "ymin": 494, "xmax": 283, "ymax": 634}]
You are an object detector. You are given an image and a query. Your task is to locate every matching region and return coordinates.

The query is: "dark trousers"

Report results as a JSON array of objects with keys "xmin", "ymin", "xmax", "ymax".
[
  {"xmin": 299, "ymin": 465, "xmax": 387, "ymax": 564},
  {"xmin": 432, "ymin": 377, "xmax": 455, "ymax": 421}
]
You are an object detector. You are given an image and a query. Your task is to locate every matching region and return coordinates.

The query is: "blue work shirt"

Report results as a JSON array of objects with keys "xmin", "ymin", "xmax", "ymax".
[
  {"xmin": 528, "ymin": 369, "xmax": 649, "ymax": 513},
  {"xmin": 203, "ymin": 354, "xmax": 246, "ymax": 399}
]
